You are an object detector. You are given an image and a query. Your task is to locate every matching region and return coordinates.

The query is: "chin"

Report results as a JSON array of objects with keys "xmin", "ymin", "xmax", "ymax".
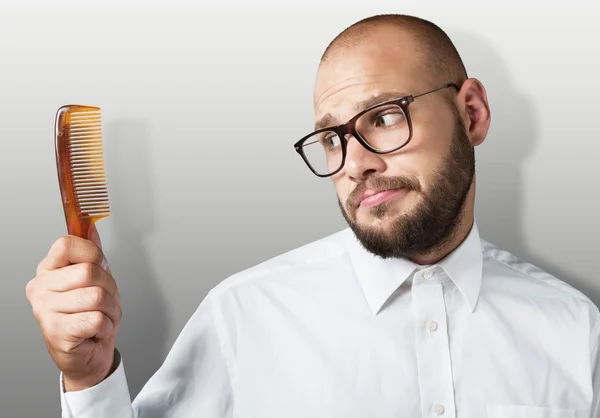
[{"xmin": 356, "ymin": 199, "xmax": 414, "ymax": 224}]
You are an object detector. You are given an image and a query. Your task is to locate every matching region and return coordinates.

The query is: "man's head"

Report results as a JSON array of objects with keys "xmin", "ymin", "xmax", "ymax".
[{"xmin": 304, "ymin": 14, "xmax": 491, "ymax": 261}]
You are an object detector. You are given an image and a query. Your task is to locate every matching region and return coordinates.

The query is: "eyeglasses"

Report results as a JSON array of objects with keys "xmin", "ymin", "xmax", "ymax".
[{"xmin": 293, "ymin": 82, "xmax": 460, "ymax": 177}]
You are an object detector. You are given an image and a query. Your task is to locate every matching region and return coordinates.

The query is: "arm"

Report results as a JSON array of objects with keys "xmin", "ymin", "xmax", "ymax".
[
  {"xmin": 591, "ymin": 319, "xmax": 600, "ymax": 418},
  {"xmin": 60, "ymin": 294, "xmax": 234, "ymax": 418}
]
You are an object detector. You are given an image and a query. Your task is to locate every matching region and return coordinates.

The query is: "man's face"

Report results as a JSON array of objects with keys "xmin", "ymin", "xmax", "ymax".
[{"xmin": 313, "ymin": 29, "xmax": 476, "ymax": 259}]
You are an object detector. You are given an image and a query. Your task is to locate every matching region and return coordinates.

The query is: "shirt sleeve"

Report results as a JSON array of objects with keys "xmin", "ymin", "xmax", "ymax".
[{"xmin": 60, "ymin": 292, "xmax": 234, "ymax": 418}]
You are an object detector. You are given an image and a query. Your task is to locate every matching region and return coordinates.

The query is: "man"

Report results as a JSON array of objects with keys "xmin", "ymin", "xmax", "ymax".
[{"xmin": 27, "ymin": 13, "xmax": 599, "ymax": 418}]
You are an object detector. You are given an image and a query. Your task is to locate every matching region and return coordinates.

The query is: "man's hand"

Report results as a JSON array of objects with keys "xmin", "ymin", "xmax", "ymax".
[{"xmin": 25, "ymin": 225, "xmax": 121, "ymax": 392}]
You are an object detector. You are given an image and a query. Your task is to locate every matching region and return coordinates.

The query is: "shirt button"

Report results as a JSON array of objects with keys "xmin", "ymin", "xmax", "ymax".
[
  {"xmin": 422, "ymin": 270, "xmax": 434, "ymax": 279},
  {"xmin": 426, "ymin": 321, "xmax": 438, "ymax": 332},
  {"xmin": 432, "ymin": 404, "xmax": 445, "ymax": 415}
]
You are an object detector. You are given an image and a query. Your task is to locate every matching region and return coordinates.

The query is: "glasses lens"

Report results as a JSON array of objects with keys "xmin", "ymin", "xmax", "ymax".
[
  {"xmin": 355, "ymin": 103, "xmax": 410, "ymax": 152},
  {"xmin": 300, "ymin": 130, "xmax": 344, "ymax": 176}
]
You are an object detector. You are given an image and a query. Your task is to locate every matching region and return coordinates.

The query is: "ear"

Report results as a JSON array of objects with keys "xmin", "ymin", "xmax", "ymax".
[{"xmin": 456, "ymin": 78, "xmax": 491, "ymax": 147}]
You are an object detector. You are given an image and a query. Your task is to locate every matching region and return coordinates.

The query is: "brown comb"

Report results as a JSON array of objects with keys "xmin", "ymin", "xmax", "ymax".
[{"xmin": 55, "ymin": 105, "xmax": 110, "ymax": 240}]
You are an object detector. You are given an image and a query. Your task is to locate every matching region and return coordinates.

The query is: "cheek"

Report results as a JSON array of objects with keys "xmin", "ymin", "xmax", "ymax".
[
  {"xmin": 383, "ymin": 149, "xmax": 444, "ymax": 191},
  {"xmin": 332, "ymin": 177, "xmax": 353, "ymax": 203},
  {"xmin": 386, "ymin": 121, "xmax": 453, "ymax": 178}
]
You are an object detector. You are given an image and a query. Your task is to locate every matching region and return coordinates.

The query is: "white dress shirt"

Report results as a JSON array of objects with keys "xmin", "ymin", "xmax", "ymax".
[{"xmin": 60, "ymin": 222, "xmax": 600, "ymax": 418}]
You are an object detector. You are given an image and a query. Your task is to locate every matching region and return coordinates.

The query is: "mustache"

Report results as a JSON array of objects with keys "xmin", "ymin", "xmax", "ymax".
[{"xmin": 346, "ymin": 175, "xmax": 421, "ymax": 209}]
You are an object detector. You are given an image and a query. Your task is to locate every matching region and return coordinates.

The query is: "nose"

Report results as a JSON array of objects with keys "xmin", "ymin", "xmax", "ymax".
[{"xmin": 343, "ymin": 134, "xmax": 387, "ymax": 182}]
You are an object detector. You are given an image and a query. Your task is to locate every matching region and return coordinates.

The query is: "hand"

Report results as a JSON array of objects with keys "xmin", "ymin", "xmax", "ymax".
[{"xmin": 26, "ymin": 225, "xmax": 122, "ymax": 392}]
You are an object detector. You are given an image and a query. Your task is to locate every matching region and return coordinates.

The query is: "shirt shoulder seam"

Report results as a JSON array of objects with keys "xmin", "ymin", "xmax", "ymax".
[
  {"xmin": 211, "ymin": 246, "xmax": 349, "ymax": 297},
  {"xmin": 482, "ymin": 240, "xmax": 599, "ymax": 311}
]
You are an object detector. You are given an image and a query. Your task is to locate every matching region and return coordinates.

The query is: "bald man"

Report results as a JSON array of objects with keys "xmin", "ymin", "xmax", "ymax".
[{"xmin": 27, "ymin": 14, "xmax": 600, "ymax": 418}]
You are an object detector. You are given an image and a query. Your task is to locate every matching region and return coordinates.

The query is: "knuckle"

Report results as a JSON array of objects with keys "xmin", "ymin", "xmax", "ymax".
[
  {"xmin": 25, "ymin": 278, "xmax": 37, "ymax": 300},
  {"xmin": 77, "ymin": 262, "xmax": 95, "ymax": 285},
  {"xmin": 87, "ymin": 311, "xmax": 105, "ymax": 330},
  {"xmin": 26, "ymin": 281, "xmax": 47, "ymax": 320},
  {"xmin": 36, "ymin": 258, "xmax": 47, "ymax": 276},
  {"xmin": 89, "ymin": 245, "xmax": 104, "ymax": 266},
  {"xmin": 86, "ymin": 286, "xmax": 105, "ymax": 308},
  {"xmin": 65, "ymin": 317, "xmax": 84, "ymax": 338},
  {"xmin": 64, "ymin": 312, "xmax": 100, "ymax": 342},
  {"xmin": 53, "ymin": 236, "xmax": 72, "ymax": 256}
]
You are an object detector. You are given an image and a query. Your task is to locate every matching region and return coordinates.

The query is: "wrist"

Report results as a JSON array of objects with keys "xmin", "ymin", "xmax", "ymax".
[{"xmin": 62, "ymin": 348, "xmax": 120, "ymax": 392}]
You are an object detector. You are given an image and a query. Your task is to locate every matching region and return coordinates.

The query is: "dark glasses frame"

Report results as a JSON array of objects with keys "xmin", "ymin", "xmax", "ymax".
[{"xmin": 294, "ymin": 82, "xmax": 460, "ymax": 177}]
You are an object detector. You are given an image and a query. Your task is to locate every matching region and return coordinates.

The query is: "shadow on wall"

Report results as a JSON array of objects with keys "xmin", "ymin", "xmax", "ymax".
[
  {"xmin": 103, "ymin": 119, "xmax": 170, "ymax": 398},
  {"xmin": 450, "ymin": 30, "xmax": 600, "ymax": 307}
]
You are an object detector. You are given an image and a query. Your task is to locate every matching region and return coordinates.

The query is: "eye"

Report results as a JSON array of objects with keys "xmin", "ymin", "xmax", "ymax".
[
  {"xmin": 374, "ymin": 109, "xmax": 405, "ymax": 127},
  {"xmin": 320, "ymin": 132, "xmax": 342, "ymax": 150}
]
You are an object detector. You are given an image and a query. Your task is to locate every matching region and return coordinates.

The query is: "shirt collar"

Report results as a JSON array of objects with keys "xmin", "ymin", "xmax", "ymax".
[{"xmin": 347, "ymin": 221, "xmax": 483, "ymax": 315}]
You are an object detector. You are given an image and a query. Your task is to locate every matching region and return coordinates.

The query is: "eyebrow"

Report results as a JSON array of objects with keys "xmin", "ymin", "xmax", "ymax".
[{"xmin": 314, "ymin": 91, "xmax": 411, "ymax": 131}]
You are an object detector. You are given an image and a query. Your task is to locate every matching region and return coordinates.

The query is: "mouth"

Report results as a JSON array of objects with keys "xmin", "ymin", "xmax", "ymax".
[{"xmin": 358, "ymin": 188, "xmax": 406, "ymax": 209}]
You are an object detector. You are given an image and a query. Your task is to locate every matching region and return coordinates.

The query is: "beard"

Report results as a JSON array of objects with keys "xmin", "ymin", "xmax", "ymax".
[{"xmin": 338, "ymin": 109, "xmax": 475, "ymax": 260}]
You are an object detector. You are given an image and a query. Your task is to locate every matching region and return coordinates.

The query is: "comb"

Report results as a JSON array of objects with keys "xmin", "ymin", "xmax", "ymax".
[{"xmin": 54, "ymin": 105, "xmax": 110, "ymax": 240}]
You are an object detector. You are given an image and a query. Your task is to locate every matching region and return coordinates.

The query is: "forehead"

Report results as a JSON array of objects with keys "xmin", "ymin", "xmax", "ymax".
[{"xmin": 313, "ymin": 28, "xmax": 427, "ymax": 127}]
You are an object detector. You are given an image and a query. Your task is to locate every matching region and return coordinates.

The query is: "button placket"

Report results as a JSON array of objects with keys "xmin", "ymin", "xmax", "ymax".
[{"xmin": 411, "ymin": 270, "xmax": 456, "ymax": 417}]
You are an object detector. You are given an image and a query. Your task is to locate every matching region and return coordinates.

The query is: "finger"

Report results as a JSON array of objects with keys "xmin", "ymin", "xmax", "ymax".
[
  {"xmin": 87, "ymin": 225, "xmax": 112, "ymax": 275},
  {"xmin": 37, "ymin": 235, "xmax": 107, "ymax": 273},
  {"xmin": 59, "ymin": 311, "xmax": 115, "ymax": 348},
  {"xmin": 88, "ymin": 224, "xmax": 102, "ymax": 250},
  {"xmin": 40, "ymin": 311, "xmax": 114, "ymax": 354},
  {"xmin": 49, "ymin": 286, "xmax": 122, "ymax": 327},
  {"xmin": 38, "ymin": 263, "xmax": 119, "ymax": 302}
]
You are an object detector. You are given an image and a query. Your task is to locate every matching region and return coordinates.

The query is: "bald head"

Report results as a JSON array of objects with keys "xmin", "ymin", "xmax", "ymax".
[
  {"xmin": 303, "ymin": 14, "xmax": 491, "ymax": 262},
  {"xmin": 321, "ymin": 14, "xmax": 468, "ymax": 90}
]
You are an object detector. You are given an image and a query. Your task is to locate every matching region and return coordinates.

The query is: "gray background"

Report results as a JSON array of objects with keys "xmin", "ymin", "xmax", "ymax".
[{"xmin": 1, "ymin": 1, "xmax": 599, "ymax": 416}]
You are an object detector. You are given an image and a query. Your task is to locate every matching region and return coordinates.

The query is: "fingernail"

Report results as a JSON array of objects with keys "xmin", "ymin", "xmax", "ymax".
[
  {"xmin": 101, "ymin": 256, "xmax": 109, "ymax": 272},
  {"xmin": 89, "ymin": 224, "xmax": 102, "ymax": 249}
]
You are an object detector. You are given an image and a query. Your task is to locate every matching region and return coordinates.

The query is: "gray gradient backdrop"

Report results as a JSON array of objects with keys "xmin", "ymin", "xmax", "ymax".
[{"xmin": 1, "ymin": 1, "xmax": 599, "ymax": 416}]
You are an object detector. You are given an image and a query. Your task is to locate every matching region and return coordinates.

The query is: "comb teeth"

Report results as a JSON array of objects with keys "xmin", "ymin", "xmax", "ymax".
[{"xmin": 67, "ymin": 108, "xmax": 110, "ymax": 218}]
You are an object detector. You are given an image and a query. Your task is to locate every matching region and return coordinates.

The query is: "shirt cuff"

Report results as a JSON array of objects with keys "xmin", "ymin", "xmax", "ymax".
[{"xmin": 60, "ymin": 351, "xmax": 133, "ymax": 418}]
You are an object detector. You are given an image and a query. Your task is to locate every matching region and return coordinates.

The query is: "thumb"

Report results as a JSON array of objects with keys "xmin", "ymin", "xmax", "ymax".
[
  {"xmin": 88, "ymin": 223, "xmax": 102, "ymax": 249},
  {"xmin": 88, "ymin": 224, "xmax": 111, "ymax": 274}
]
